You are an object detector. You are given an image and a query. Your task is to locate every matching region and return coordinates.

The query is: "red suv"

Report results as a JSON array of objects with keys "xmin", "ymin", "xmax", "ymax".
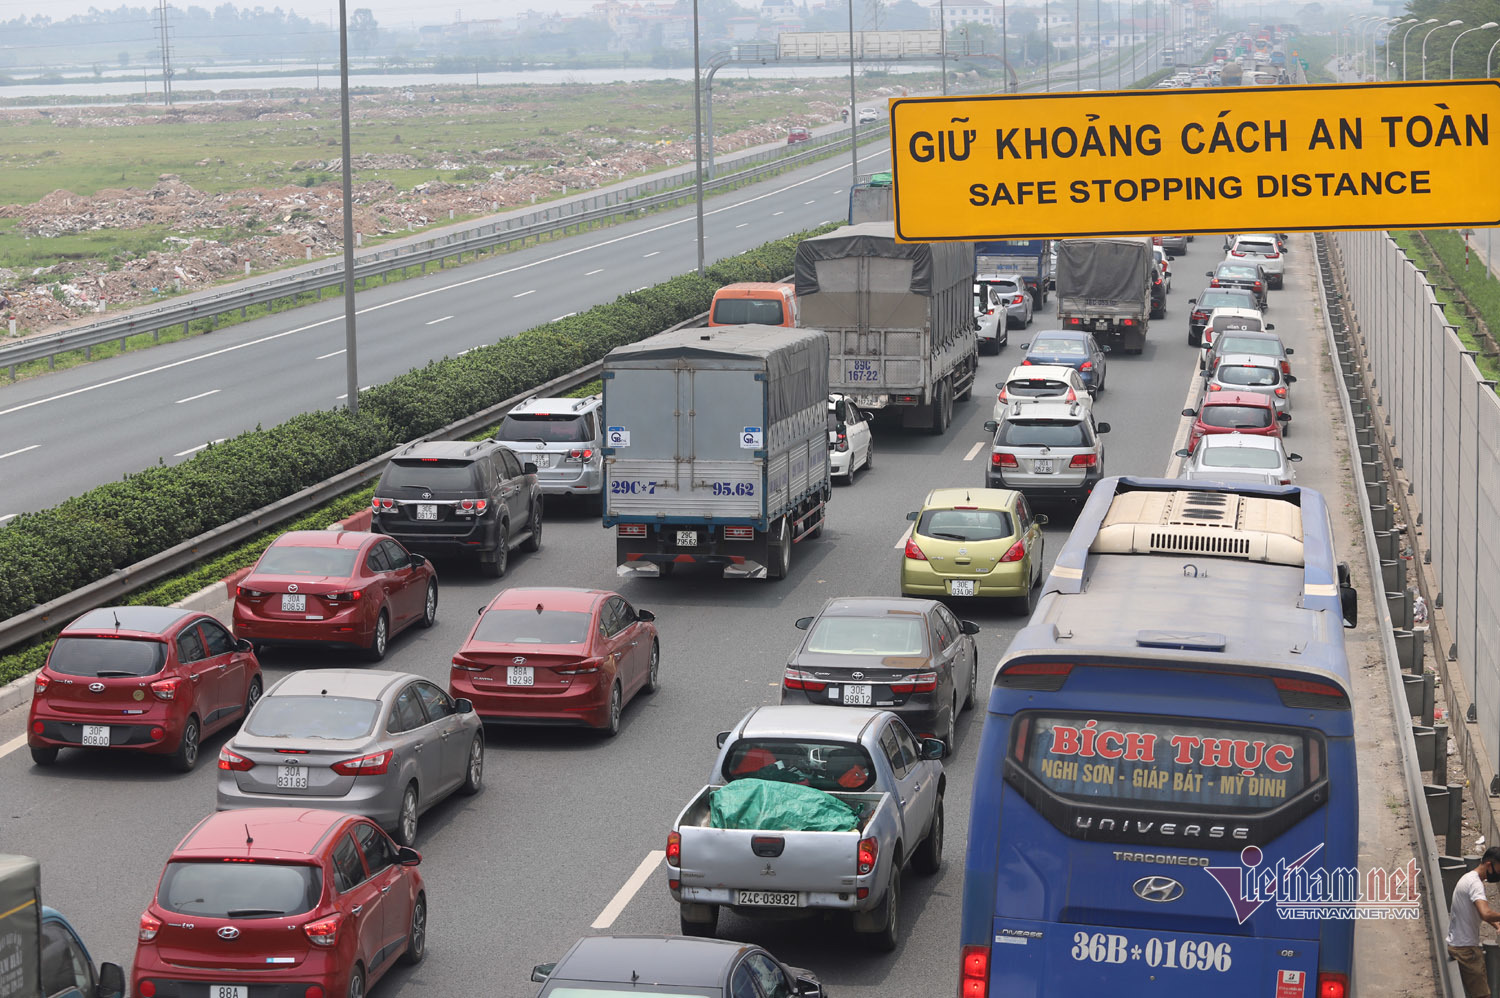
[
  {"xmin": 233, "ymin": 531, "xmax": 438, "ymax": 662},
  {"xmin": 134, "ymin": 808, "xmax": 425, "ymax": 998},
  {"xmin": 1182, "ymin": 390, "xmax": 1289, "ymax": 453},
  {"xmin": 28, "ymin": 606, "xmax": 262, "ymax": 772},
  {"xmin": 786, "ymin": 126, "xmax": 811, "ymax": 144}
]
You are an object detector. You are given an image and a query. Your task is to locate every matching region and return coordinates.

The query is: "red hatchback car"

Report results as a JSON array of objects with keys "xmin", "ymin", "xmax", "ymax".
[
  {"xmin": 134, "ymin": 808, "xmax": 425, "ymax": 998},
  {"xmin": 234, "ymin": 531, "xmax": 438, "ymax": 662},
  {"xmin": 28, "ymin": 606, "xmax": 262, "ymax": 772},
  {"xmin": 449, "ymin": 587, "xmax": 659, "ymax": 736},
  {"xmin": 1182, "ymin": 390, "xmax": 1289, "ymax": 453}
]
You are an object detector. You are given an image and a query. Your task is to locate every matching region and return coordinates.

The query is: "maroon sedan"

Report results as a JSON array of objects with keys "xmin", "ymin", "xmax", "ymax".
[
  {"xmin": 234, "ymin": 531, "xmax": 438, "ymax": 662},
  {"xmin": 28, "ymin": 606, "xmax": 262, "ymax": 772},
  {"xmin": 449, "ymin": 587, "xmax": 658, "ymax": 736}
]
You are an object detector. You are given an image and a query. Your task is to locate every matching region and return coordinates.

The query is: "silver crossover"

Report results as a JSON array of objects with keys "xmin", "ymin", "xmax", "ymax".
[{"xmin": 216, "ymin": 669, "xmax": 484, "ymax": 846}]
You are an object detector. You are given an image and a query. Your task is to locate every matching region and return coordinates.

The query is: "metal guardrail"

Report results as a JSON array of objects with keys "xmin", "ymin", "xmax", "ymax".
[{"xmin": 1, "ymin": 124, "xmax": 886, "ymax": 375}]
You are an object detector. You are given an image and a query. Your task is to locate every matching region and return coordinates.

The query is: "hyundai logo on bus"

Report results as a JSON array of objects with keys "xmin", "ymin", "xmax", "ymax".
[
  {"xmin": 887, "ymin": 81, "xmax": 1500, "ymax": 241},
  {"xmin": 1132, "ymin": 876, "xmax": 1185, "ymax": 903}
]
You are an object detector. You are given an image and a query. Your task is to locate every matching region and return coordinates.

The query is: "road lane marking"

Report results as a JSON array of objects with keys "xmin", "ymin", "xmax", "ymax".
[
  {"xmin": 736, "ymin": 223, "xmax": 748, "ymax": 228},
  {"xmin": 334, "ymin": 387, "xmax": 373, "ymax": 401},
  {"xmin": 643, "ymin": 251, "xmax": 661, "ymax": 258},
  {"xmin": 772, "ymin": 211, "xmax": 784, "ymax": 216},
  {"xmin": 316, "ymin": 348, "xmax": 346, "ymax": 360},
  {"xmin": 174, "ymin": 389, "xmax": 221, "ymax": 405},
  {"xmin": 0, "ymin": 445, "xmax": 39, "ymax": 460},
  {"xmin": 513, "ymin": 290, "xmax": 536, "ymax": 298},
  {"xmin": 894, "ymin": 527, "xmax": 912, "ymax": 549},
  {"xmin": 552, "ymin": 312, "xmax": 576, "ymax": 321},
  {"xmin": 425, "ymin": 315, "xmax": 454, "ymax": 325},
  {"xmin": 804, "ymin": 200, "xmax": 816, "ymax": 205},
  {"xmin": 0, "ymin": 514, "xmax": 16, "ymax": 523},
  {"xmin": 632, "ymin": 286, "xmax": 647, "ymax": 293},
  {"xmin": 0, "ymin": 733, "xmax": 26, "ymax": 760},
  {"xmin": 591, "ymin": 851, "xmax": 665, "ymax": 930},
  {"xmin": 964, "ymin": 440, "xmax": 985, "ymax": 461},
  {"xmin": 0, "ymin": 148, "xmax": 893, "ymax": 421},
  {"xmin": 174, "ymin": 438, "xmax": 227, "ymax": 458}
]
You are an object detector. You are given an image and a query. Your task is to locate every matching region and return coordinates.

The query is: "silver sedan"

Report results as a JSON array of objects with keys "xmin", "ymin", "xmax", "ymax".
[
  {"xmin": 1176, "ymin": 432, "xmax": 1302, "ymax": 486},
  {"xmin": 216, "ymin": 669, "xmax": 484, "ymax": 846}
]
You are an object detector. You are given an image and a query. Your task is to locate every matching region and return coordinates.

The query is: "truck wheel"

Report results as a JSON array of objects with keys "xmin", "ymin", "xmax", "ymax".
[
  {"xmin": 929, "ymin": 381, "xmax": 950, "ymax": 436},
  {"xmin": 680, "ymin": 903, "xmax": 719, "ymax": 937},
  {"xmin": 862, "ymin": 869, "xmax": 901, "ymax": 953},
  {"xmin": 767, "ymin": 518, "xmax": 792, "ymax": 581},
  {"xmin": 912, "ymin": 793, "xmax": 944, "ymax": 876}
]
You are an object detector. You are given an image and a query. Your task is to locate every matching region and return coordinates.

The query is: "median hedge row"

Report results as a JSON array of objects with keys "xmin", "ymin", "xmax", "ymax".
[{"xmin": 0, "ymin": 225, "xmax": 835, "ymax": 624}]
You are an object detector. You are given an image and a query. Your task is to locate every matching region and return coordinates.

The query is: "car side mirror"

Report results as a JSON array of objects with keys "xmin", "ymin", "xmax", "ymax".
[
  {"xmin": 97, "ymin": 963, "xmax": 126, "ymax": 998},
  {"xmin": 1338, "ymin": 561, "xmax": 1358, "ymax": 628},
  {"xmin": 1034, "ymin": 513, "xmax": 1049, "ymax": 526},
  {"xmin": 1277, "ymin": 412, "xmax": 1291, "ymax": 422},
  {"xmin": 1096, "ymin": 422, "xmax": 1111, "ymax": 434},
  {"xmin": 636, "ymin": 609, "xmax": 656, "ymax": 623},
  {"xmin": 794, "ymin": 616, "xmax": 814, "ymax": 630},
  {"xmin": 1175, "ymin": 448, "xmax": 1192, "ymax": 458},
  {"xmin": 237, "ymin": 637, "xmax": 254, "ymax": 653},
  {"xmin": 455, "ymin": 697, "xmax": 475, "ymax": 713},
  {"xmin": 983, "ymin": 420, "xmax": 999, "ymax": 432},
  {"xmin": 531, "ymin": 963, "xmax": 557, "ymax": 983},
  {"xmin": 1187, "ymin": 298, "xmax": 1197, "ymax": 305},
  {"xmin": 1288, "ymin": 453, "xmax": 1303, "ymax": 462},
  {"xmin": 920, "ymin": 738, "xmax": 947, "ymax": 760},
  {"xmin": 1100, "ymin": 344, "xmax": 1112, "ymax": 353},
  {"xmin": 959, "ymin": 619, "xmax": 981, "ymax": 635},
  {"xmin": 995, "ymin": 382, "xmax": 1007, "ymax": 390},
  {"xmin": 1264, "ymin": 323, "xmax": 1276, "ymax": 331},
  {"xmin": 1283, "ymin": 346, "xmax": 1294, "ymax": 355},
  {"xmin": 1284, "ymin": 375, "xmax": 1297, "ymax": 384},
  {"xmin": 1182, "ymin": 408, "xmax": 1198, "ymax": 417},
  {"xmin": 408, "ymin": 553, "xmax": 426, "ymax": 567},
  {"xmin": 478, "ymin": 606, "xmax": 486, "ymax": 615},
  {"xmin": 1206, "ymin": 271, "xmax": 1214, "ymax": 277},
  {"xmin": 905, "ymin": 510, "xmax": 918, "ymax": 521},
  {"xmin": 396, "ymin": 846, "xmax": 421, "ymax": 866},
  {"xmin": 523, "ymin": 461, "xmax": 538, "ymax": 475}
]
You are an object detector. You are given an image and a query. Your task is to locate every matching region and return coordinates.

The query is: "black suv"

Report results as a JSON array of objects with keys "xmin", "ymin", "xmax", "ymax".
[{"xmin": 371, "ymin": 440, "xmax": 542, "ymax": 577}]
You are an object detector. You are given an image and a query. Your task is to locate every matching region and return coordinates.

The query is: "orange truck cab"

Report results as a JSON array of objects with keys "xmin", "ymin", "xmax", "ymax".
[{"xmin": 708, "ymin": 282, "xmax": 799, "ymax": 327}]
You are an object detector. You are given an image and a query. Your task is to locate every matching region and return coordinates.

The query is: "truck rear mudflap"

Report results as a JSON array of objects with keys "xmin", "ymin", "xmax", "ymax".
[{"xmin": 986, "ymin": 918, "xmax": 1317, "ymax": 997}]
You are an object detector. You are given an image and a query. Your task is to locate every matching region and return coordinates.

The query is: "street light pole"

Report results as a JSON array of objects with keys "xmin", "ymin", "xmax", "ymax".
[
  {"xmin": 1422, "ymin": 20, "xmax": 1464, "ymax": 81},
  {"xmin": 1379, "ymin": 20, "xmax": 1414, "ymax": 81},
  {"xmin": 1451, "ymin": 22, "xmax": 1498, "ymax": 79},
  {"xmin": 1045, "ymin": 2, "xmax": 1051, "ymax": 91},
  {"xmin": 1076, "ymin": 0, "xmax": 1082, "ymax": 90},
  {"xmin": 940, "ymin": 0, "xmax": 947, "ymax": 94},
  {"xmin": 1370, "ymin": 18, "xmax": 1392, "ymax": 81},
  {"xmin": 1488, "ymin": 34, "xmax": 1500, "ymax": 77},
  {"xmin": 1402, "ymin": 18, "xmax": 1437, "ymax": 81},
  {"xmin": 337, "ymin": 0, "xmax": 358, "ymax": 414},
  {"xmin": 691, "ymin": 0, "xmax": 705, "ymax": 276},
  {"xmin": 848, "ymin": 0, "xmax": 858, "ymax": 183}
]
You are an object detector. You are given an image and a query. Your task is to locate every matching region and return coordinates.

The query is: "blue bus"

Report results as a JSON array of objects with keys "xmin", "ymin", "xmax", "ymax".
[{"xmin": 960, "ymin": 477, "xmax": 1360, "ymax": 998}]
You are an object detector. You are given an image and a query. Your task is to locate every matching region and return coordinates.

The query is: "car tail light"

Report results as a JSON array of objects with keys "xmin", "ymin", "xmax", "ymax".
[
  {"xmin": 617, "ymin": 523, "xmax": 647, "ymax": 538},
  {"xmin": 218, "ymin": 748, "xmax": 255, "ymax": 772},
  {"xmin": 1011, "ymin": 295, "xmax": 1025, "ymax": 305},
  {"xmin": 1231, "ymin": 250, "xmax": 1245, "ymax": 256},
  {"xmin": 139, "ymin": 912, "xmax": 161, "ymax": 942},
  {"xmin": 33, "ymin": 674, "xmax": 49, "ymax": 694},
  {"xmin": 303, "ymin": 914, "xmax": 343, "ymax": 948},
  {"xmin": 331, "ymin": 749, "xmax": 392, "ymax": 776},
  {"xmin": 857, "ymin": 837, "xmax": 878, "ymax": 875},
  {"xmin": 783, "ymin": 669, "xmax": 827, "ymax": 693},
  {"xmin": 1280, "ymin": 478, "xmax": 1292, "ymax": 485},
  {"xmin": 903, "ymin": 538, "xmax": 928, "ymax": 561},
  {"xmin": 150, "ymin": 677, "xmax": 183, "ymax": 702},
  {"xmin": 305, "ymin": 987, "xmax": 325, "ymax": 998},
  {"xmin": 451, "ymin": 655, "xmax": 482, "ymax": 671},
  {"xmin": 138, "ymin": 983, "xmax": 157, "ymax": 998},
  {"xmin": 1000, "ymin": 539, "xmax": 1026, "ymax": 562},
  {"xmin": 961, "ymin": 945, "xmax": 990, "ymax": 998},
  {"xmin": 1192, "ymin": 309, "xmax": 1208, "ymax": 322},
  {"xmin": 992, "ymin": 452, "xmax": 1018, "ymax": 468},
  {"xmin": 324, "ymin": 590, "xmax": 362, "ymax": 602},
  {"xmin": 1265, "ymin": 252, "xmax": 1280, "ymax": 259},
  {"xmin": 1317, "ymin": 973, "xmax": 1348, "ymax": 998},
  {"xmin": 724, "ymin": 525, "xmax": 754, "ymax": 540},
  {"xmin": 889, "ymin": 672, "xmax": 939, "ymax": 694},
  {"xmin": 371, "ymin": 497, "xmax": 393, "ymax": 510},
  {"xmin": 567, "ymin": 448, "xmax": 594, "ymax": 463},
  {"xmin": 835, "ymin": 432, "xmax": 849, "ymax": 452},
  {"xmin": 1208, "ymin": 383, "xmax": 1222, "ymax": 392},
  {"xmin": 236, "ymin": 586, "xmax": 265, "ymax": 598},
  {"xmin": 666, "ymin": 831, "xmax": 681, "ymax": 863},
  {"xmin": 1069, "ymin": 453, "xmax": 1098, "ymax": 468},
  {"xmin": 458, "ymin": 498, "xmax": 488, "ymax": 514},
  {"xmin": 554, "ymin": 659, "xmax": 601, "ymax": 674},
  {"xmin": 995, "ymin": 389, "xmax": 1007, "ymax": 403},
  {"xmin": 1253, "ymin": 281, "xmax": 1263, "ymax": 290},
  {"xmin": 1079, "ymin": 360, "xmax": 1092, "ymax": 370},
  {"xmin": 1275, "ymin": 386, "xmax": 1287, "ymax": 398},
  {"xmin": 1122, "ymin": 318, "xmax": 1134, "ymax": 326},
  {"xmin": 1210, "ymin": 279, "xmax": 1221, "ymax": 287},
  {"xmin": 1280, "ymin": 359, "xmax": 1291, "ymax": 375}
]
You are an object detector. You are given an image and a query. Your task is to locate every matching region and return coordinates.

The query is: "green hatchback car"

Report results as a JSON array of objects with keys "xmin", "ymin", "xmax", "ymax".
[{"xmin": 900, "ymin": 487, "xmax": 1047, "ymax": 614}]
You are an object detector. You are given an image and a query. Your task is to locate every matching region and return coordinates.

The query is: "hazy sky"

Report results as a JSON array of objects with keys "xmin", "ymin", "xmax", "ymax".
[{"xmin": 0, "ymin": 0, "xmax": 764, "ymax": 26}]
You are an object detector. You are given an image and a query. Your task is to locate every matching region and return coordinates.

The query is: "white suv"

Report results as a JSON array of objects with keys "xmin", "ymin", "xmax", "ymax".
[
  {"xmin": 492, "ymin": 394, "xmax": 605, "ymax": 511},
  {"xmin": 1228, "ymin": 234, "xmax": 1284, "ymax": 289}
]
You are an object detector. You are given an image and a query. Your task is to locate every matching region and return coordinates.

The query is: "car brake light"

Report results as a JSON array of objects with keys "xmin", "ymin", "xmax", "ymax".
[
  {"xmin": 34, "ymin": 674, "xmax": 49, "ymax": 694},
  {"xmin": 1019, "ymin": 359, "xmax": 1032, "ymax": 366},
  {"xmin": 617, "ymin": 523, "xmax": 647, "ymax": 538},
  {"xmin": 458, "ymin": 498, "xmax": 488, "ymax": 514},
  {"xmin": 995, "ymin": 389, "xmax": 1007, "ymax": 403},
  {"xmin": 1275, "ymin": 386, "xmax": 1287, "ymax": 398},
  {"xmin": 324, "ymin": 590, "xmax": 362, "ymax": 602},
  {"xmin": 218, "ymin": 748, "xmax": 255, "ymax": 772},
  {"xmin": 961, "ymin": 945, "xmax": 990, "ymax": 998},
  {"xmin": 1253, "ymin": 281, "xmax": 1263, "ymax": 290},
  {"xmin": 555, "ymin": 659, "xmax": 601, "ymax": 674},
  {"xmin": 1079, "ymin": 360, "xmax": 1092, "ymax": 370},
  {"xmin": 836, "ymin": 432, "xmax": 849, "ymax": 452},
  {"xmin": 1317, "ymin": 972, "xmax": 1348, "ymax": 998},
  {"xmin": 1265, "ymin": 252, "xmax": 1280, "ymax": 259},
  {"xmin": 1208, "ymin": 383, "xmax": 1222, "ymax": 391},
  {"xmin": 304, "ymin": 914, "xmax": 343, "ymax": 948},
  {"xmin": 1210, "ymin": 279, "xmax": 1221, "ymax": 287},
  {"xmin": 1192, "ymin": 310, "xmax": 1208, "ymax": 321},
  {"xmin": 1281, "ymin": 359, "xmax": 1291, "ymax": 375},
  {"xmin": 1122, "ymin": 318, "xmax": 1134, "ymax": 326},
  {"xmin": 889, "ymin": 672, "xmax": 939, "ymax": 694},
  {"xmin": 150, "ymin": 677, "xmax": 182, "ymax": 702},
  {"xmin": 139, "ymin": 912, "xmax": 161, "ymax": 942},
  {"xmin": 903, "ymin": 538, "xmax": 928, "ymax": 561},
  {"xmin": 566, "ymin": 448, "xmax": 595, "ymax": 463},
  {"xmin": 371, "ymin": 497, "xmax": 394, "ymax": 510},
  {"xmin": 451, "ymin": 655, "xmax": 482, "ymax": 671},
  {"xmin": 331, "ymin": 748, "xmax": 392, "ymax": 776},
  {"xmin": 666, "ymin": 831, "xmax": 681, "ymax": 863},
  {"xmin": 783, "ymin": 668, "xmax": 827, "ymax": 692},
  {"xmin": 857, "ymin": 836, "xmax": 879, "ymax": 875},
  {"xmin": 236, "ymin": 586, "xmax": 265, "ymax": 598},
  {"xmin": 992, "ymin": 452, "xmax": 1018, "ymax": 468},
  {"xmin": 1231, "ymin": 250, "xmax": 1245, "ymax": 256},
  {"xmin": 1069, "ymin": 453, "xmax": 1097, "ymax": 468},
  {"xmin": 1000, "ymin": 540, "xmax": 1026, "ymax": 562}
]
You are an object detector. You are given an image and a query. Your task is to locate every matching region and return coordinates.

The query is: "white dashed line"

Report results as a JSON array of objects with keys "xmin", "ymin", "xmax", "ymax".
[
  {"xmin": 0, "ymin": 514, "xmax": 16, "ymax": 524},
  {"xmin": 772, "ymin": 211, "xmax": 785, "ymax": 216},
  {"xmin": 552, "ymin": 312, "xmax": 577, "ymax": 322},
  {"xmin": 585, "ymin": 269, "xmax": 604, "ymax": 276},
  {"xmin": 804, "ymin": 200, "xmax": 816, "ymax": 205},
  {"xmin": 0, "ymin": 445, "xmax": 40, "ymax": 460},
  {"xmin": 643, "ymin": 251, "xmax": 661, "ymax": 258},
  {"xmin": 736, "ymin": 223, "xmax": 749, "ymax": 228},
  {"xmin": 174, "ymin": 438, "xmax": 227, "ymax": 458},
  {"xmin": 963, "ymin": 440, "xmax": 985, "ymax": 461},
  {"xmin": 0, "ymin": 733, "xmax": 27, "ymax": 760},
  {"xmin": 632, "ymin": 286, "xmax": 647, "ymax": 293},
  {"xmin": 316, "ymin": 348, "xmax": 346, "ymax": 360},
  {"xmin": 513, "ymin": 290, "xmax": 536, "ymax": 298},
  {"xmin": 591, "ymin": 851, "xmax": 665, "ymax": 930},
  {"xmin": 174, "ymin": 389, "xmax": 221, "ymax": 404},
  {"xmin": 894, "ymin": 527, "xmax": 912, "ymax": 549},
  {"xmin": 425, "ymin": 315, "xmax": 454, "ymax": 325}
]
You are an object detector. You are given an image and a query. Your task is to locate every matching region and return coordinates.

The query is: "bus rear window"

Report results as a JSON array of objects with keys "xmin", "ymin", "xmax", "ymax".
[
  {"xmin": 711, "ymin": 297, "xmax": 785, "ymax": 326},
  {"xmin": 1012, "ymin": 712, "xmax": 1321, "ymax": 811}
]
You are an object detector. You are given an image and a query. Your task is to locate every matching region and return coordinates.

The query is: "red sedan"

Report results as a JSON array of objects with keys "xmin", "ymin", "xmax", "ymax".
[
  {"xmin": 233, "ymin": 531, "xmax": 438, "ymax": 662},
  {"xmin": 1182, "ymin": 390, "xmax": 1288, "ymax": 453},
  {"xmin": 134, "ymin": 808, "xmax": 425, "ymax": 998},
  {"xmin": 28, "ymin": 606, "xmax": 262, "ymax": 772},
  {"xmin": 449, "ymin": 588, "xmax": 659, "ymax": 736}
]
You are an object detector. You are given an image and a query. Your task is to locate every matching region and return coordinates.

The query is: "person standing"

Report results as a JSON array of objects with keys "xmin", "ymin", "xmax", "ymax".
[{"xmin": 1449, "ymin": 846, "xmax": 1500, "ymax": 997}]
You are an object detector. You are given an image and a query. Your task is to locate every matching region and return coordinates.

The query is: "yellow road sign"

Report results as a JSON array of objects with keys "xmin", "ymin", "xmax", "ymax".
[{"xmin": 888, "ymin": 81, "xmax": 1500, "ymax": 241}]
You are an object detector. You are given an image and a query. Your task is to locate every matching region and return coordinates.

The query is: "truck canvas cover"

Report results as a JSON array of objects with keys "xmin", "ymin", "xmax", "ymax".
[
  {"xmin": 0, "ymin": 855, "xmax": 41, "ymax": 998},
  {"xmin": 709, "ymin": 779, "xmax": 859, "ymax": 832},
  {"xmin": 1056, "ymin": 238, "xmax": 1150, "ymax": 305},
  {"xmin": 794, "ymin": 221, "xmax": 973, "ymax": 298}
]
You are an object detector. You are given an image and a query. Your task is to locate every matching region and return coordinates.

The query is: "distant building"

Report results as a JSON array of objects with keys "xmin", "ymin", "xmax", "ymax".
[{"xmin": 928, "ymin": 1, "xmax": 1000, "ymax": 29}]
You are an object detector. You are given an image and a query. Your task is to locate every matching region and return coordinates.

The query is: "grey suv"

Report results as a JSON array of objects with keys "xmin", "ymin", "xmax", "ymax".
[
  {"xmin": 493, "ymin": 394, "xmax": 605, "ymax": 512},
  {"xmin": 983, "ymin": 399, "xmax": 1111, "ymax": 507},
  {"xmin": 371, "ymin": 440, "xmax": 542, "ymax": 577}
]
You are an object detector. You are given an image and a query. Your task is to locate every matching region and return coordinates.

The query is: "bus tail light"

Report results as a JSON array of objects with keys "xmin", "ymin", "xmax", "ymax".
[
  {"xmin": 997, "ymin": 661, "xmax": 1072, "ymax": 691},
  {"xmin": 1317, "ymin": 973, "xmax": 1348, "ymax": 998},
  {"xmin": 1273, "ymin": 677, "xmax": 1351, "ymax": 710},
  {"xmin": 960, "ymin": 945, "xmax": 990, "ymax": 998},
  {"xmin": 857, "ymin": 837, "xmax": 878, "ymax": 875}
]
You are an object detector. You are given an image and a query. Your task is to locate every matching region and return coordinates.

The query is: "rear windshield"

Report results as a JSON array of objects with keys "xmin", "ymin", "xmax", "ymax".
[
  {"xmin": 711, "ymin": 297, "xmax": 786, "ymax": 326},
  {"xmin": 1200, "ymin": 447, "xmax": 1283, "ymax": 469},
  {"xmin": 1217, "ymin": 265, "xmax": 1260, "ymax": 280},
  {"xmin": 1215, "ymin": 365, "xmax": 1279, "ymax": 387},
  {"xmin": 1202, "ymin": 405, "xmax": 1272, "ymax": 429},
  {"xmin": 158, "ymin": 861, "xmax": 322, "ymax": 918},
  {"xmin": 474, "ymin": 609, "xmax": 590, "ymax": 645},
  {"xmin": 1210, "ymin": 316, "xmax": 1263, "ymax": 333},
  {"xmin": 1198, "ymin": 291, "xmax": 1254, "ymax": 310},
  {"xmin": 255, "ymin": 546, "xmax": 359, "ymax": 578},
  {"xmin": 918, "ymin": 508, "xmax": 1014, "ymax": 542},
  {"xmin": 380, "ymin": 458, "xmax": 477, "ymax": 491},
  {"xmin": 1031, "ymin": 337, "xmax": 1088, "ymax": 357},
  {"xmin": 985, "ymin": 283, "xmax": 1022, "ymax": 304},
  {"xmin": 806, "ymin": 616, "xmax": 926, "ymax": 656},
  {"xmin": 1006, "ymin": 379, "xmax": 1070, "ymax": 397},
  {"xmin": 1012, "ymin": 712, "xmax": 1321, "ymax": 812},
  {"xmin": 1236, "ymin": 241, "xmax": 1276, "ymax": 254},
  {"xmin": 722, "ymin": 739, "xmax": 878, "ymax": 792},
  {"xmin": 245, "ymin": 695, "xmax": 379, "ymax": 740},
  {"xmin": 48, "ymin": 636, "xmax": 166, "ymax": 678},
  {"xmin": 998, "ymin": 421, "xmax": 1089, "ymax": 447},
  {"xmin": 495, "ymin": 413, "xmax": 591, "ymax": 444},
  {"xmin": 1216, "ymin": 335, "xmax": 1277, "ymax": 356}
]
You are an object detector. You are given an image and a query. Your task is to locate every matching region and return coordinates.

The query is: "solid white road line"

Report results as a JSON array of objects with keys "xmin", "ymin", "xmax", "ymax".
[
  {"xmin": 1, "ymin": 148, "xmax": 893, "ymax": 421},
  {"xmin": 804, "ymin": 200, "xmax": 816, "ymax": 205},
  {"xmin": 0, "ymin": 514, "xmax": 16, "ymax": 524},
  {"xmin": 894, "ymin": 527, "xmax": 912, "ymax": 549},
  {"xmin": 1164, "ymin": 365, "xmax": 1207, "ymax": 477},
  {"xmin": 0, "ymin": 733, "xmax": 27, "ymax": 760},
  {"xmin": 736, "ymin": 223, "xmax": 748, "ymax": 228},
  {"xmin": 592, "ymin": 851, "xmax": 665, "ymax": 930},
  {"xmin": 174, "ymin": 389, "xmax": 221, "ymax": 405},
  {"xmin": 174, "ymin": 438, "xmax": 227, "ymax": 458},
  {"xmin": 772, "ymin": 211, "xmax": 785, "ymax": 216},
  {"xmin": 513, "ymin": 290, "xmax": 536, "ymax": 298},
  {"xmin": 632, "ymin": 286, "xmax": 647, "ymax": 293},
  {"xmin": 425, "ymin": 315, "xmax": 454, "ymax": 325},
  {"xmin": 0, "ymin": 445, "xmax": 39, "ymax": 460},
  {"xmin": 552, "ymin": 312, "xmax": 576, "ymax": 322},
  {"xmin": 316, "ymin": 348, "xmax": 346, "ymax": 360},
  {"xmin": 963, "ymin": 440, "xmax": 985, "ymax": 461},
  {"xmin": 643, "ymin": 251, "xmax": 661, "ymax": 258}
]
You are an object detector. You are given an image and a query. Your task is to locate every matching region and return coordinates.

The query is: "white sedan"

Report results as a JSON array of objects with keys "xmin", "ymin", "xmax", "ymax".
[
  {"xmin": 991, "ymin": 364, "xmax": 1092, "ymax": 422},
  {"xmin": 828, "ymin": 394, "xmax": 873, "ymax": 483}
]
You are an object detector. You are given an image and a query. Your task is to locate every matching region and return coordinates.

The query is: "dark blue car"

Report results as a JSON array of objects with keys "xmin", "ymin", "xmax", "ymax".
[{"xmin": 1019, "ymin": 330, "xmax": 1109, "ymax": 393}]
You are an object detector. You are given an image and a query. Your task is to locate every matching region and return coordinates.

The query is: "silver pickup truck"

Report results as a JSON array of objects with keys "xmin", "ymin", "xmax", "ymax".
[{"xmin": 666, "ymin": 704, "xmax": 945, "ymax": 952}]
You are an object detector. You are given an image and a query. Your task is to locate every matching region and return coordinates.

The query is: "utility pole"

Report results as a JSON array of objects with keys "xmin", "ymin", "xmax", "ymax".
[
  {"xmin": 849, "ymin": 0, "xmax": 858, "ymax": 183},
  {"xmin": 940, "ymin": 0, "xmax": 947, "ymax": 93},
  {"xmin": 156, "ymin": 0, "xmax": 173, "ymax": 107},
  {"xmin": 337, "ymin": 0, "xmax": 359, "ymax": 412},
  {"xmin": 692, "ymin": 0, "xmax": 706, "ymax": 276}
]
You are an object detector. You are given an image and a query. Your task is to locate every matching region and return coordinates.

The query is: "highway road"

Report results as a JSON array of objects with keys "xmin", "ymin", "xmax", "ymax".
[
  {"xmin": 0, "ymin": 135, "xmax": 894, "ymax": 521},
  {"xmin": 0, "ymin": 234, "xmax": 1357, "ymax": 996}
]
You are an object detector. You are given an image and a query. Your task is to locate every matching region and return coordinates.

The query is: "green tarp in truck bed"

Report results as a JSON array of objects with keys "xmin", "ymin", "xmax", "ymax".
[{"xmin": 710, "ymin": 778, "xmax": 860, "ymax": 832}]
